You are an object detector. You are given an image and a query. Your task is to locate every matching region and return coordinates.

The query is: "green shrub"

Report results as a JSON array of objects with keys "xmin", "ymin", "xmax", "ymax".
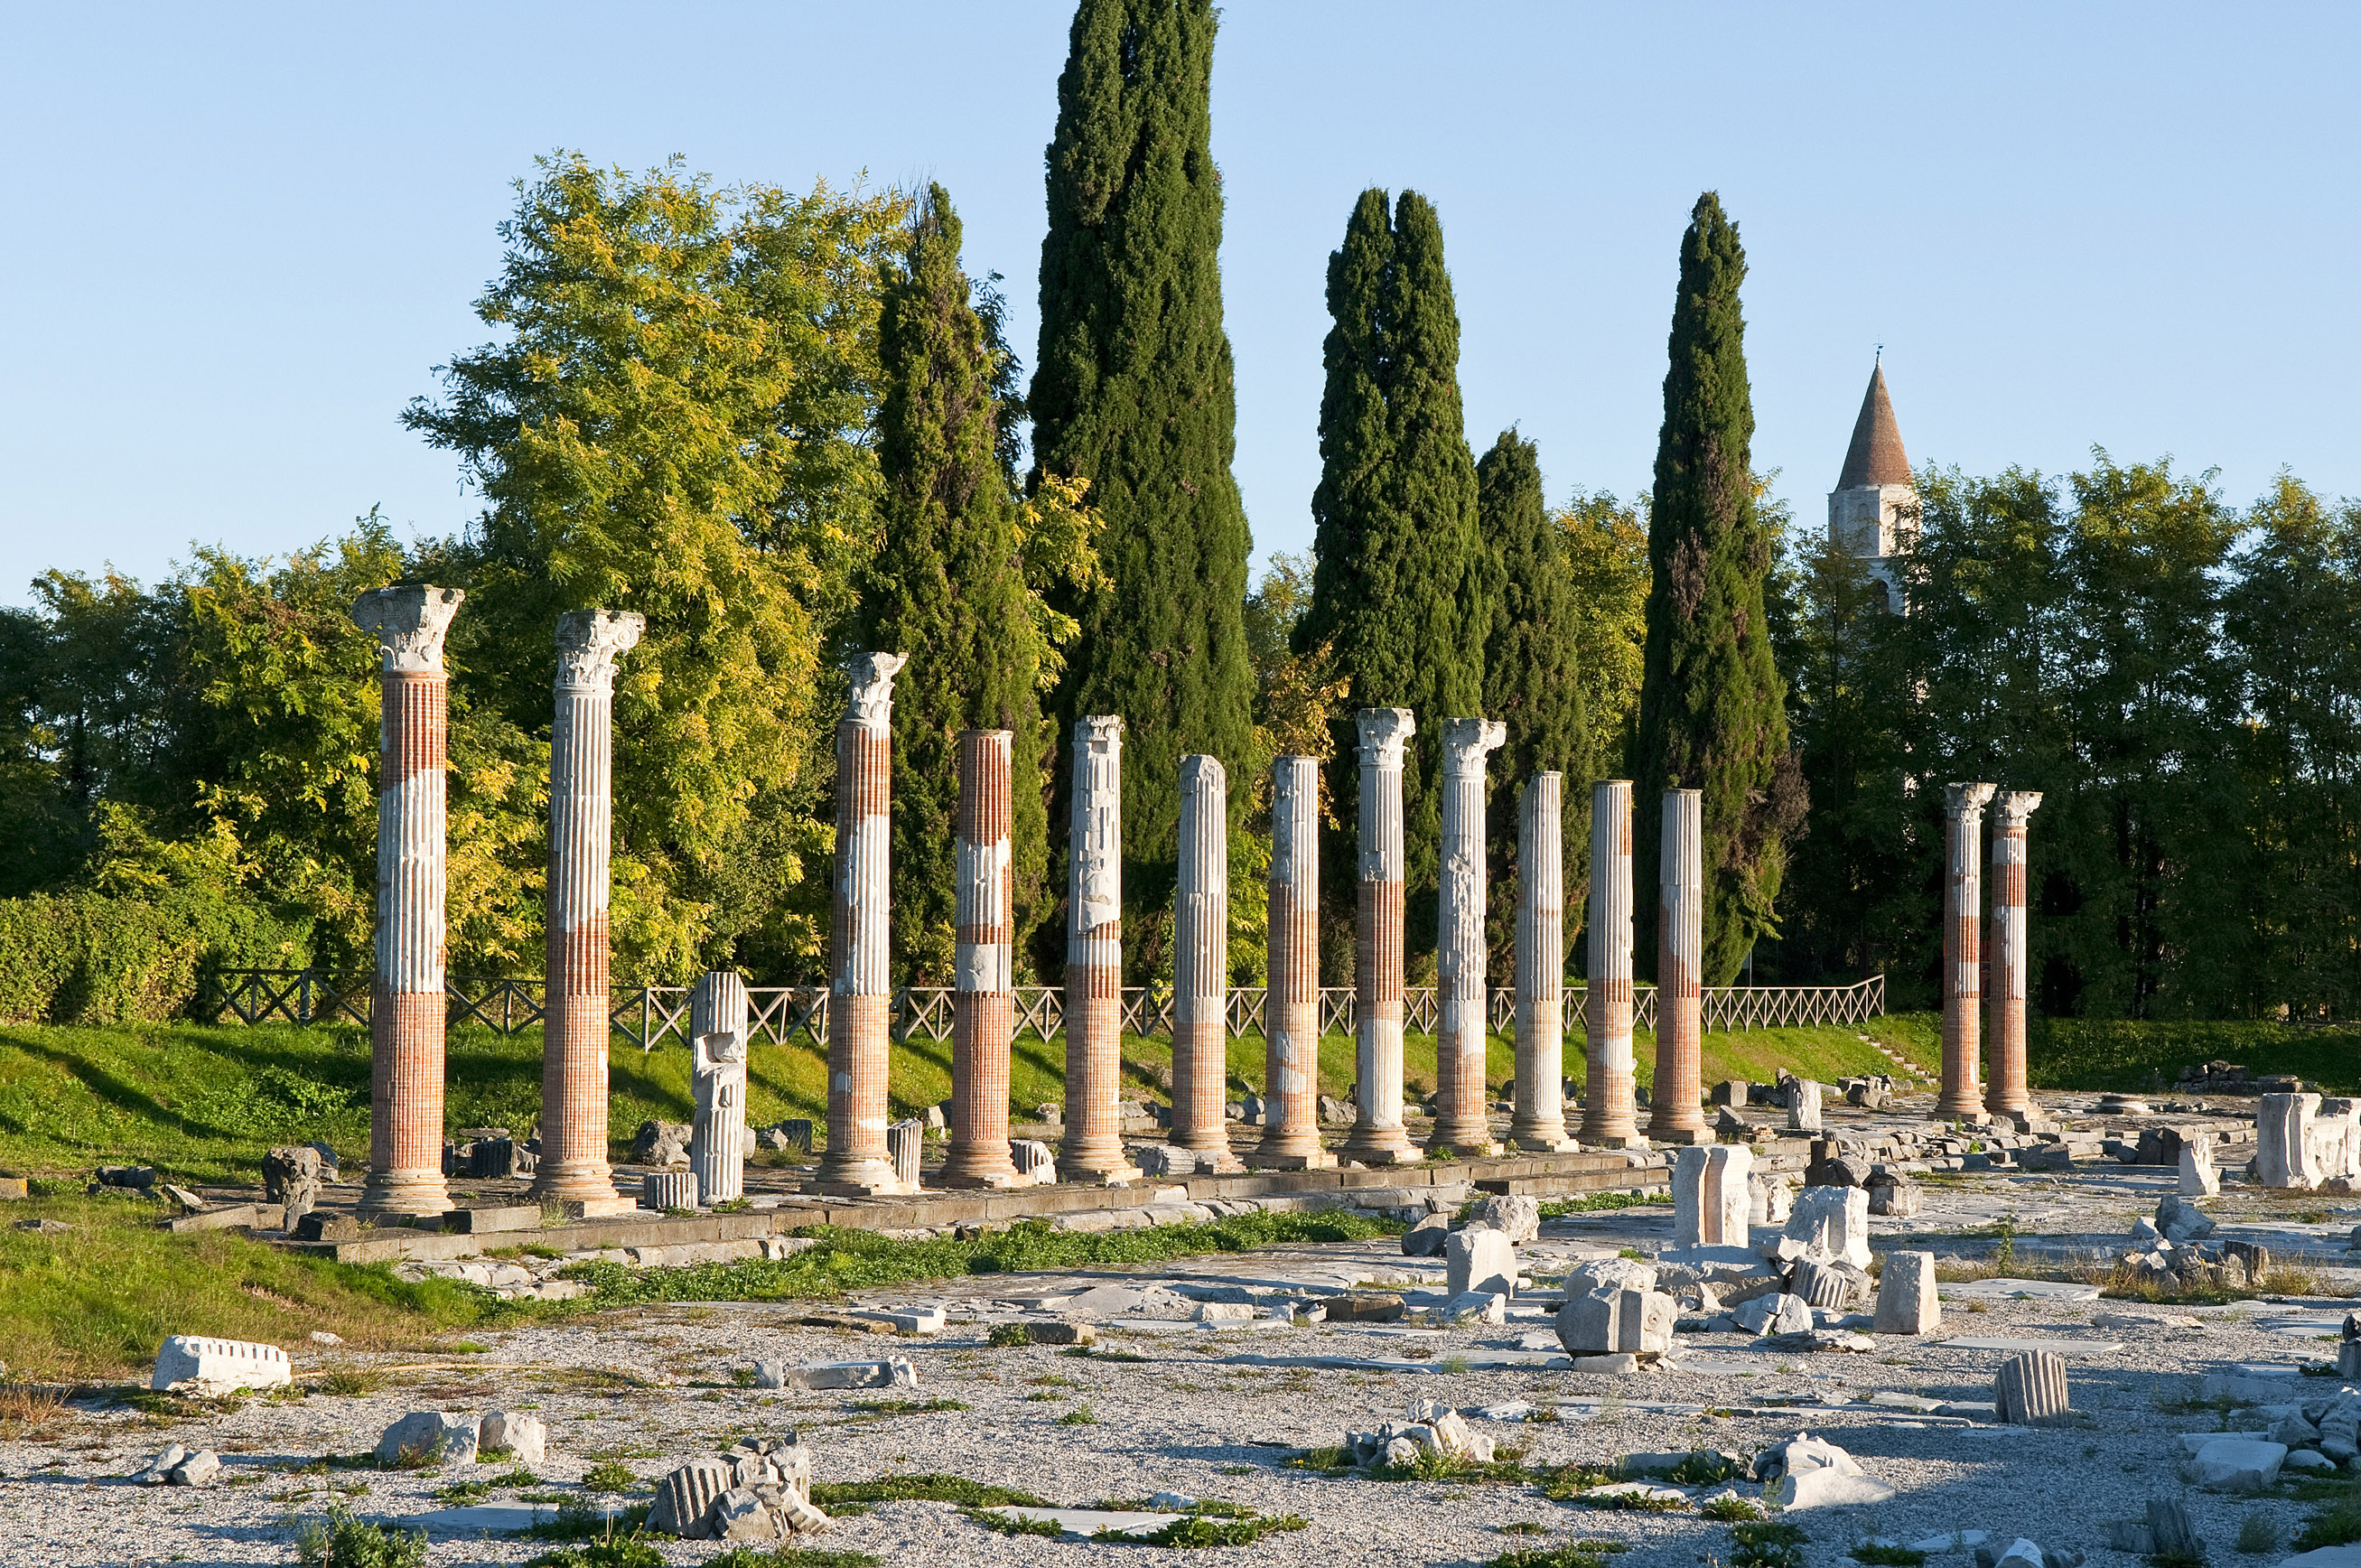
[
  {"xmin": 808, "ymin": 1474, "xmax": 1047, "ymax": 1509},
  {"xmin": 293, "ymin": 1506, "xmax": 426, "ymax": 1568},
  {"xmin": 1731, "ymin": 1519, "xmax": 1810, "ymax": 1568},
  {"xmin": 521, "ymin": 1543, "xmax": 664, "ymax": 1568},
  {"xmin": 577, "ymin": 1461, "xmax": 637, "ymax": 1493},
  {"xmin": 1852, "ymin": 1547, "xmax": 1927, "ymax": 1566},
  {"xmin": 0, "ymin": 888, "xmax": 309, "ymax": 1026}
]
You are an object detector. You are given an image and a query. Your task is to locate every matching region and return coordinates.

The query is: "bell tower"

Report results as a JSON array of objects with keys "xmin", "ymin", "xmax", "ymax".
[{"xmin": 1828, "ymin": 359, "xmax": 1912, "ymax": 609}]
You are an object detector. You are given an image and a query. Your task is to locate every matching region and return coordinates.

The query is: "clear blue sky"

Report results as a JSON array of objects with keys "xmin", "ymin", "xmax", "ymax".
[{"xmin": 4, "ymin": 3, "xmax": 2353, "ymax": 602}]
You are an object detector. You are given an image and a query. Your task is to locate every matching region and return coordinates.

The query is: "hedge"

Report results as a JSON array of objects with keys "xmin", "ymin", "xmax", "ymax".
[{"xmin": 0, "ymin": 889, "xmax": 312, "ymax": 1025}]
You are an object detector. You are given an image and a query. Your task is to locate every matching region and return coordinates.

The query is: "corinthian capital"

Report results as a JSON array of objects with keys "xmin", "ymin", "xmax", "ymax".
[
  {"xmin": 555, "ymin": 609, "xmax": 646, "ymax": 694},
  {"xmin": 1944, "ymin": 781, "xmax": 1998, "ymax": 820},
  {"xmin": 1995, "ymin": 790, "xmax": 2044, "ymax": 825},
  {"xmin": 1358, "ymin": 707, "xmax": 1415, "ymax": 767},
  {"xmin": 352, "ymin": 585, "xmax": 463, "ymax": 674},
  {"xmin": 1441, "ymin": 717, "xmax": 1507, "ymax": 777},
  {"xmin": 843, "ymin": 651, "xmax": 908, "ymax": 730}
]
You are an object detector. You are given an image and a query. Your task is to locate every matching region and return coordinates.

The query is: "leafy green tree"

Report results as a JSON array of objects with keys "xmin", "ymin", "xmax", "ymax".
[
  {"xmin": 1300, "ymin": 188, "xmax": 1487, "ymax": 957},
  {"xmin": 1631, "ymin": 193, "xmax": 1804, "ymax": 985},
  {"xmin": 1031, "ymin": 0, "xmax": 1258, "ymax": 971},
  {"xmin": 862, "ymin": 186, "xmax": 1050, "ymax": 985}
]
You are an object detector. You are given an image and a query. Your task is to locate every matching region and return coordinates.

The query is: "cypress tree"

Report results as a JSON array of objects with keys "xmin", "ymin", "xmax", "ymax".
[
  {"xmin": 864, "ymin": 185, "xmax": 1048, "ymax": 984},
  {"xmin": 1031, "ymin": 0, "xmax": 1256, "ymax": 956},
  {"xmin": 1478, "ymin": 428, "xmax": 1583, "ymax": 982},
  {"xmin": 1301, "ymin": 188, "xmax": 1487, "ymax": 950},
  {"xmin": 1632, "ymin": 192, "xmax": 1806, "ymax": 985}
]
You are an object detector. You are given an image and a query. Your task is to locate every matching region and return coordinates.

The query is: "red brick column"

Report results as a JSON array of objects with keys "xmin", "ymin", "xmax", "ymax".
[
  {"xmin": 1341, "ymin": 708, "xmax": 1418, "ymax": 1165},
  {"xmin": 1649, "ymin": 787, "xmax": 1710, "ymax": 1143},
  {"xmin": 1060, "ymin": 716, "xmax": 1140, "ymax": 1182},
  {"xmin": 1984, "ymin": 790, "xmax": 2043, "ymax": 1128},
  {"xmin": 944, "ymin": 729, "xmax": 1019, "ymax": 1189},
  {"xmin": 1580, "ymin": 779, "xmax": 1642, "ymax": 1146},
  {"xmin": 1252, "ymin": 755, "xmax": 1332, "ymax": 1169},
  {"xmin": 1172, "ymin": 755, "xmax": 1241, "ymax": 1168},
  {"xmin": 352, "ymin": 585, "xmax": 462, "ymax": 1217},
  {"xmin": 530, "ymin": 609, "xmax": 643, "ymax": 1206},
  {"xmin": 1937, "ymin": 782, "xmax": 1997, "ymax": 1122},
  {"xmin": 813, "ymin": 652, "xmax": 909, "ymax": 1195}
]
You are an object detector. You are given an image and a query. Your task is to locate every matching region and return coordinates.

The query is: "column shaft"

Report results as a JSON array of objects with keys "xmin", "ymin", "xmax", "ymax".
[
  {"xmin": 1432, "ymin": 718, "xmax": 1505, "ymax": 1153},
  {"xmin": 1060, "ymin": 717, "xmax": 1140, "ymax": 1181},
  {"xmin": 1649, "ymin": 788, "xmax": 1709, "ymax": 1142},
  {"xmin": 812, "ymin": 652, "xmax": 909, "ymax": 1194},
  {"xmin": 1984, "ymin": 791, "xmax": 2043, "ymax": 1127},
  {"xmin": 1252, "ymin": 756, "xmax": 1331, "ymax": 1168},
  {"xmin": 531, "ymin": 608, "xmax": 643, "ymax": 1204},
  {"xmin": 1580, "ymin": 779, "xmax": 1643, "ymax": 1146},
  {"xmin": 944, "ymin": 730, "xmax": 1019, "ymax": 1188},
  {"xmin": 1938, "ymin": 782, "xmax": 1998, "ymax": 1122},
  {"xmin": 354, "ymin": 585, "xmax": 462, "ymax": 1216},
  {"xmin": 1342, "ymin": 708, "xmax": 1418, "ymax": 1163},
  {"xmin": 1510, "ymin": 773, "xmax": 1576, "ymax": 1152},
  {"xmin": 1172, "ymin": 755, "xmax": 1238, "ymax": 1167},
  {"xmin": 689, "ymin": 970, "xmax": 749, "ymax": 1205}
]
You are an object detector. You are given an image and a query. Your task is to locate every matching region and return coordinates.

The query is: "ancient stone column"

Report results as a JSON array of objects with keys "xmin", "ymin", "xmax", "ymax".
[
  {"xmin": 1510, "ymin": 773, "xmax": 1577, "ymax": 1153},
  {"xmin": 1173, "ymin": 755, "xmax": 1240, "ymax": 1170},
  {"xmin": 688, "ymin": 970, "xmax": 749, "ymax": 1206},
  {"xmin": 812, "ymin": 652, "xmax": 910, "ymax": 1195},
  {"xmin": 352, "ymin": 585, "xmax": 463, "ymax": 1217},
  {"xmin": 1579, "ymin": 779, "xmax": 1643, "ymax": 1147},
  {"xmin": 530, "ymin": 608, "xmax": 644, "ymax": 1206},
  {"xmin": 1342, "ymin": 708, "xmax": 1419, "ymax": 1165},
  {"xmin": 944, "ymin": 730, "xmax": 1020, "ymax": 1189},
  {"xmin": 1432, "ymin": 718, "xmax": 1506, "ymax": 1155},
  {"xmin": 1649, "ymin": 787, "xmax": 1709, "ymax": 1144},
  {"xmin": 1253, "ymin": 755, "xmax": 1332, "ymax": 1169},
  {"xmin": 1060, "ymin": 716, "xmax": 1140, "ymax": 1182},
  {"xmin": 1937, "ymin": 782, "xmax": 1998, "ymax": 1123},
  {"xmin": 1983, "ymin": 790, "xmax": 2043, "ymax": 1129}
]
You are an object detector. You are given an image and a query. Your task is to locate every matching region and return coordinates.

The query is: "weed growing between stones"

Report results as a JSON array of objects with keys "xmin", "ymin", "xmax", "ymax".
[
  {"xmin": 966, "ymin": 1508, "xmax": 1063, "ymax": 1537},
  {"xmin": 2235, "ymin": 1514, "xmax": 2282, "ymax": 1555},
  {"xmin": 577, "ymin": 1461, "xmax": 638, "ymax": 1492},
  {"xmin": 843, "ymin": 1397, "xmax": 967, "ymax": 1416},
  {"xmin": 1535, "ymin": 1193, "xmax": 1672, "ymax": 1218},
  {"xmin": 1056, "ymin": 1404, "xmax": 1100, "ymax": 1425},
  {"xmin": 707, "ymin": 1551, "xmax": 882, "ymax": 1568},
  {"xmin": 1107, "ymin": 1512, "xmax": 1309, "ymax": 1546},
  {"xmin": 2296, "ymin": 1477, "xmax": 2361, "ymax": 1550},
  {"xmin": 808, "ymin": 1474, "xmax": 1049, "ymax": 1508},
  {"xmin": 1487, "ymin": 1539, "xmax": 1632, "ymax": 1568},
  {"xmin": 293, "ymin": 1505, "xmax": 426, "ymax": 1568},
  {"xmin": 516, "ymin": 1497, "xmax": 652, "ymax": 1541},
  {"xmin": 1729, "ymin": 1519, "xmax": 1809, "ymax": 1568},
  {"xmin": 985, "ymin": 1323, "xmax": 1031, "ymax": 1347},
  {"xmin": 0, "ymin": 1381, "xmax": 65, "ymax": 1435},
  {"xmin": 1702, "ymin": 1494, "xmax": 1764, "ymax": 1521},
  {"xmin": 1851, "ymin": 1545, "xmax": 1927, "ymax": 1565},
  {"xmin": 433, "ymin": 1479, "xmax": 495, "ymax": 1505},
  {"xmin": 520, "ymin": 1544, "xmax": 664, "ymax": 1568}
]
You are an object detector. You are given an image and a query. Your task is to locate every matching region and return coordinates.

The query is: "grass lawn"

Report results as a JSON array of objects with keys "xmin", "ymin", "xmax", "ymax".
[{"xmin": 2027, "ymin": 1017, "xmax": 2361, "ymax": 1095}]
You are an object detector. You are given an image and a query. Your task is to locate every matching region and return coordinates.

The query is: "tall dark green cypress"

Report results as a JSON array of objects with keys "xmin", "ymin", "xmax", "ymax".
[
  {"xmin": 1301, "ymin": 189, "xmax": 1487, "ymax": 948},
  {"xmin": 1632, "ymin": 192, "xmax": 1806, "ymax": 985},
  {"xmin": 1031, "ymin": 0, "xmax": 1256, "ymax": 955},
  {"xmin": 865, "ymin": 186, "xmax": 1048, "ymax": 984},
  {"xmin": 1478, "ymin": 428, "xmax": 1583, "ymax": 982}
]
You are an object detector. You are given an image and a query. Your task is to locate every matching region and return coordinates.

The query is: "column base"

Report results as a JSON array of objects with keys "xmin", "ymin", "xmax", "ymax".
[
  {"xmin": 358, "ymin": 1171, "xmax": 451, "ymax": 1218},
  {"xmin": 1508, "ymin": 1129, "xmax": 1581, "ymax": 1153},
  {"xmin": 1430, "ymin": 1138, "xmax": 1503, "ymax": 1159},
  {"xmin": 1173, "ymin": 1142, "xmax": 1249, "ymax": 1173},
  {"xmin": 1934, "ymin": 1105, "xmax": 1992, "ymax": 1126},
  {"xmin": 1338, "ymin": 1126, "xmax": 1420, "ymax": 1164},
  {"xmin": 1586, "ymin": 1133, "xmax": 1651, "ymax": 1151},
  {"xmin": 1247, "ymin": 1144, "xmax": 1336, "ymax": 1171},
  {"xmin": 529, "ymin": 1163, "xmax": 618, "ymax": 1205},
  {"xmin": 807, "ymin": 1155, "xmax": 913, "ymax": 1197},
  {"xmin": 555, "ymin": 1196, "xmax": 639, "ymax": 1219},
  {"xmin": 1989, "ymin": 1107, "xmax": 2048, "ymax": 1132},
  {"xmin": 1647, "ymin": 1125, "xmax": 1715, "ymax": 1145},
  {"xmin": 1057, "ymin": 1160, "xmax": 1145, "ymax": 1185},
  {"xmin": 941, "ymin": 1169, "xmax": 1022, "ymax": 1190}
]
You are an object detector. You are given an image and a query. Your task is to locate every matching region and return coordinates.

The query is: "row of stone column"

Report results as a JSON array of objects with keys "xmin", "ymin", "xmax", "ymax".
[{"xmin": 1936, "ymin": 783, "xmax": 2046, "ymax": 1129}]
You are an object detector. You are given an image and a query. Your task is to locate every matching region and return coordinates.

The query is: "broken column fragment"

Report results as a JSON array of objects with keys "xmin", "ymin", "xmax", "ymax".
[{"xmin": 688, "ymin": 969, "xmax": 750, "ymax": 1205}]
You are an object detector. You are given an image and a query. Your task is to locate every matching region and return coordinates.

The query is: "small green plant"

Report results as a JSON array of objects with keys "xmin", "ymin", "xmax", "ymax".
[
  {"xmin": 293, "ymin": 1505, "xmax": 427, "ymax": 1568},
  {"xmin": 516, "ymin": 1496, "xmax": 654, "ymax": 1543},
  {"xmin": 1107, "ymin": 1512, "xmax": 1308, "ymax": 1546},
  {"xmin": 2237, "ymin": 1514, "xmax": 2282, "ymax": 1556},
  {"xmin": 1703, "ymin": 1494, "xmax": 1765, "ymax": 1521},
  {"xmin": 845, "ymin": 1397, "xmax": 968, "ymax": 1415},
  {"xmin": 450, "ymin": 1341, "xmax": 490, "ymax": 1355},
  {"xmin": 313, "ymin": 1368, "xmax": 387, "ymax": 1397},
  {"xmin": 965, "ymin": 1508, "xmax": 1063, "ymax": 1537},
  {"xmin": 497, "ymin": 1467, "xmax": 541, "ymax": 1489},
  {"xmin": 433, "ymin": 1479, "xmax": 494, "ymax": 1505},
  {"xmin": 1534, "ymin": 1463, "xmax": 1613, "ymax": 1500},
  {"xmin": 2296, "ymin": 1480, "xmax": 2361, "ymax": 1552},
  {"xmin": 521, "ymin": 1542, "xmax": 665, "ymax": 1568},
  {"xmin": 1731, "ymin": 1519, "xmax": 1810, "ymax": 1568},
  {"xmin": 1667, "ymin": 1451, "xmax": 1748, "ymax": 1486},
  {"xmin": 809, "ymin": 1474, "xmax": 1047, "ymax": 1509},
  {"xmin": 578, "ymin": 1461, "xmax": 638, "ymax": 1494},
  {"xmin": 1056, "ymin": 1405, "xmax": 1100, "ymax": 1425},
  {"xmin": 1498, "ymin": 1522, "xmax": 1550, "ymax": 1535},
  {"xmin": 1284, "ymin": 1444, "xmax": 1354, "ymax": 1473},
  {"xmin": 1488, "ymin": 1542, "xmax": 1633, "ymax": 1568},
  {"xmin": 1852, "ymin": 1546, "xmax": 1928, "ymax": 1566},
  {"xmin": 1582, "ymin": 1489, "xmax": 1686, "ymax": 1513},
  {"xmin": 987, "ymin": 1323, "xmax": 1031, "ymax": 1348},
  {"xmin": 1992, "ymin": 1212, "xmax": 2017, "ymax": 1272},
  {"xmin": 706, "ymin": 1552, "xmax": 882, "ymax": 1568}
]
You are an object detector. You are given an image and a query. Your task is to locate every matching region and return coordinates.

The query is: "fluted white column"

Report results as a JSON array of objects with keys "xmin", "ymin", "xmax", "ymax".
[
  {"xmin": 1342, "ymin": 708, "xmax": 1418, "ymax": 1165},
  {"xmin": 1580, "ymin": 779, "xmax": 1643, "ymax": 1147},
  {"xmin": 1060, "ymin": 717, "xmax": 1140, "ymax": 1182},
  {"xmin": 531, "ymin": 608, "xmax": 644, "ymax": 1204},
  {"xmin": 944, "ymin": 730, "xmax": 1019, "ymax": 1189},
  {"xmin": 1173, "ymin": 755, "xmax": 1239, "ymax": 1168},
  {"xmin": 1985, "ymin": 790, "xmax": 2043, "ymax": 1129},
  {"xmin": 1253, "ymin": 755, "xmax": 1332, "ymax": 1169},
  {"xmin": 1510, "ymin": 773, "xmax": 1577, "ymax": 1152},
  {"xmin": 812, "ymin": 652, "xmax": 910, "ymax": 1195},
  {"xmin": 689, "ymin": 969, "xmax": 749, "ymax": 1205},
  {"xmin": 1939, "ymin": 782, "xmax": 1998, "ymax": 1123},
  {"xmin": 1649, "ymin": 788, "xmax": 1709, "ymax": 1143},
  {"xmin": 353, "ymin": 585, "xmax": 462, "ymax": 1216},
  {"xmin": 1432, "ymin": 718, "xmax": 1506, "ymax": 1154}
]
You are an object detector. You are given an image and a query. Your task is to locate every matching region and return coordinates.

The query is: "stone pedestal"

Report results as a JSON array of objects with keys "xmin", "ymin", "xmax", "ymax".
[
  {"xmin": 1937, "ymin": 782, "xmax": 1997, "ymax": 1123},
  {"xmin": 1509, "ymin": 773, "xmax": 1577, "ymax": 1152},
  {"xmin": 1059, "ymin": 717, "xmax": 1140, "ymax": 1183},
  {"xmin": 688, "ymin": 970, "xmax": 749, "ymax": 1205},
  {"xmin": 2259, "ymin": 1092, "xmax": 2321, "ymax": 1190},
  {"xmin": 1873, "ymin": 1251, "xmax": 1941, "ymax": 1335},
  {"xmin": 352, "ymin": 585, "xmax": 463, "ymax": 1217},
  {"xmin": 1579, "ymin": 779, "xmax": 1643, "ymax": 1147},
  {"xmin": 1983, "ymin": 791, "xmax": 2043, "ymax": 1128},
  {"xmin": 1172, "ymin": 755, "xmax": 1241, "ymax": 1171},
  {"xmin": 944, "ymin": 731, "xmax": 1020, "ymax": 1189},
  {"xmin": 1342, "ymin": 709, "xmax": 1419, "ymax": 1165},
  {"xmin": 1253, "ymin": 756, "xmax": 1332, "ymax": 1170},
  {"xmin": 812, "ymin": 653, "xmax": 911, "ymax": 1196},
  {"xmin": 1670, "ymin": 1143, "xmax": 1751, "ymax": 1248},
  {"xmin": 1432, "ymin": 718, "xmax": 1506, "ymax": 1155},
  {"xmin": 1649, "ymin": 788, "xmax": 1708, "ymax": 1143},
  {"xmin": 531, "ymin": 609, "xmax": 645, "ymax": 1204}
]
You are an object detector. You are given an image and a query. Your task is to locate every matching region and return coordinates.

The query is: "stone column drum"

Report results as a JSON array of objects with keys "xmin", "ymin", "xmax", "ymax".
[
  {"xmin": 530, "ymin": 609, "xmax": 644, "ymax": 1206},
  {"xmin": 1342, "ymin": 708, "xmax": 1419, "ymax": 1164},
  {"xmin": 1172, "ymin": 755, "xmax": 1240, "ymax": 1170},
  {"xmin": 1510, "ymin": 773, "xmax": 1577, "ymax": 1152},
  {"xmin": 1432, "ymin": 718, "xmax": 1506, "ymax": 1154},
  {"xmin": 1937, "ymin": 782, "xmax": 1997, "ymax": 1123},
  {"xmin": 1580, "ymin": 779, "xmax": 1644, "ymax": 1146},
  {"xmin": 812, "ymin": 652, "xmax": 910, "ymax": 1195},
  {"xmin": 944, "ymin": 730, "xmax": 1020, "ymax": 1189},
  {"xmin": 688, "ymin": 969, "xmax": 749, "ymax": 1206},
  {"xmin": 1253, "ymin": 756, "xmax": 1332, "ymax": 1169},
  {"xmin": 1060, "ymin": 717, "xmax": 1140, "ymax": 1182},
  {"xmin": 1983, "ymin": 790, "xmax": 2043, "ymax": 1129},
  {"xmin": 352, "ymin": 585, "xmax": 463, "ymax": 1216},
  {"xmin": 1649, "ymin": 788, "xmax": 1709, "ymax": 1143}
]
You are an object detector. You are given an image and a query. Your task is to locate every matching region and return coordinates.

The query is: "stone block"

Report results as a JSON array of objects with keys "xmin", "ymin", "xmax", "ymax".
[
  {"xmin": 1135, "ymin": 1144, "xmax": 1203, "ymax": 1178},
  {"xmin": 169, "ymin": 1449, "xmax": 220, "ymax": 1487},
  {"xmin": 1785, "ymin": 1078, "xmax": 1823, "ymax": 1134},
  {"xmin": 375, "ymin": 1411, "xmax": 480, "ymax": 1466},
  {"xmin": 1441, "ymin": 1291, "xmax": 1508, "ymax": 1324},
  {"xmin": 1711, "ymin": 1080, "xmax": 1750, "ymax": 1107},
  {"xmin": 446, "ymin": 1205, "xmax": 540, "ymax": 1235},
  {"xmin": 1760, "ymin": 1434, "xmax": 1896, "ymax": 1509},
  {"xmin": 1018, "ymin": 1320, "xmax": 1095, "ymax": 1346},
  {"xmin": 2189, "ymin": 1437, "xmax": 2287, "ymax": 1492},
  {"xmin": 135, "ymin": 1443, "xmax": 188, "ymax": 1484},
  {"xmin": 1734, "ymin": 1293, "xmax": 1815, "ymax": 1337},
  {"xmin": 1446, "ymin": 1227, "xmax": 1516, "ymax": 1298},
  {"xmin": 2179, "ymin": 1139, "xmax": 2218, "ymax": 1195},
  {"xmin": 1993, "ymin": 1349, "xmax": 2072, "ymax": 1426},
  {"xmin": 1673, "ymin": 1143, "xmax": 1753, "ymax": 1248},
  {"xmin": 2260, "ymin": 1092, "xmax": 2322, "ymax": 1190},
  {"xmin": 788, "ymin": 1357, "xmax": 919, "ymax": 1391},
  {"xmin": 1322, "ymin": 1293, "xmax": 1406, "ymax": 1323},
  {"xmin": 151, "ymin": 1335, "xmax": 292, "ymax": 1395},
  {"xmin": 630, "ymin": 1120, "xmax": 693, "ymax": 1167},
  {"xmin": 478, "ymin": 1412, "xmax": 546, "ymax": 1464},
  {"xmin": 642, "ymin": 1171, "xmax": 698, "ymax": 1211},
  {"xmin": 1783, "ymin": 1185, "xmax": 1871, "ymax": 1269},
  {"xmin": 1750, "ymin": 1171, "xmax": 1793, "ymax": 1226},
  {"xmin": 1874, "ymin": 1251, "xmax": 1941, "ymax": 1335},
  {"xmin": 1867, "ymin": 1173, "xmax": 1923, "ymax": 1217},
  {"xmin": 650, "ymin": 1458, "xmax": 734, "ymax": 1538},
  {"xmin": 1401, "ymin": 1213, "xmax": 1450, "ymax": 1256},
  {"xmin": 1557, "ymin": 1285, "xmax": 1675, "ymax": 1356},
  {"xmin": 2156, "ymin": 1194, "xmax": 2214, "ymax": 1243},
  {"xmin": 1473, "ymin": 1194, "xmax": 1542, "ymax": 1244},
  {"xmin": 1790, "ymin": 1257, "xmax": 1871, "ymax": 1310}
]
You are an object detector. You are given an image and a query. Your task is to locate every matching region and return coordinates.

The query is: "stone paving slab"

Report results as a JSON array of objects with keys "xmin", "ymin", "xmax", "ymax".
[{"xmin": 1937, "ymin": 1336, "xmax": 2124, "ymax": 1355}]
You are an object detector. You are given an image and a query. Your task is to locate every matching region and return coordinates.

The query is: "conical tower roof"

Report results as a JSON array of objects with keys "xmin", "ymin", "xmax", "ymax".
[{"xmin": 1836, "ymin": 362, "xmax": 1910, "ymax": 490}]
